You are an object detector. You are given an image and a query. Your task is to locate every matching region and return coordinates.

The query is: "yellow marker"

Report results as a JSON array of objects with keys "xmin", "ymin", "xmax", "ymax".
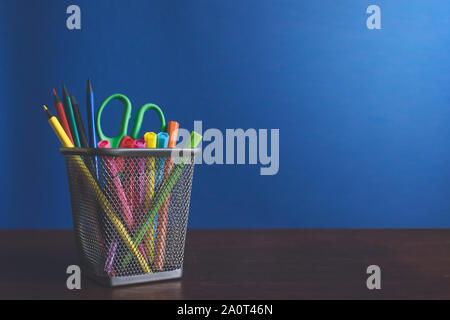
[
  {"xmin": 42, "ymin": 105, "xmax": 151, "ymax": 274},
  {"xmin": 144, "ymin": 132, "xmax": 157, "ymax": 147},
  {"xmin": 142, "ymin": 132, "xmax": 157, "ymax": 259},
  {"xmin": 144, "ymin": 131, "xmax": 157, "ymax": 203}
]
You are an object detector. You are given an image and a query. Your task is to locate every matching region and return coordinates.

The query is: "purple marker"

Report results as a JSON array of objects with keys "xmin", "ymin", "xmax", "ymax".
[{"xmin": 105, "ymin": 240, "xmax": 117, "ymax": 275}]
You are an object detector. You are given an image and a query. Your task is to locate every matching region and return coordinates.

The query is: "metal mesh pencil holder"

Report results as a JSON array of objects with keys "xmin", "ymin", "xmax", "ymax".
[{"xmin": 60, "ymin": 147, "xmax": 199, "ymax": 287}]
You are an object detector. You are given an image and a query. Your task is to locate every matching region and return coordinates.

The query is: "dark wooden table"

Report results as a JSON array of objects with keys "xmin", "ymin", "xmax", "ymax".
[{"xmin": 0, "ymin": 229, "xmax": 449, "ymax": 299}]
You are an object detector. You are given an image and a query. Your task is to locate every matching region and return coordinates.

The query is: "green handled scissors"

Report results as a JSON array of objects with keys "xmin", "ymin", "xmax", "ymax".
[{"xmin": 96, "ymin": 93, "xmax": 166, "ymax": 148}]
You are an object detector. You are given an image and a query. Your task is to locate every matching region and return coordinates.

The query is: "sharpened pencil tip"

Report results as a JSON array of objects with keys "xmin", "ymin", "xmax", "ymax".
[
  {"xmin": 70, "ymin": 94, "xmax": 77, "ymax": 103},
  {"xmin": 53, "ymin": 88, "xmax": 60, "ymax": 104},
  {"xmin": 62, "ymin": 84, "xmax": 69, "ymax": 97},
  {"xmin": 43, "ymin": 105, "xmax": 53, "ymax": 119}
]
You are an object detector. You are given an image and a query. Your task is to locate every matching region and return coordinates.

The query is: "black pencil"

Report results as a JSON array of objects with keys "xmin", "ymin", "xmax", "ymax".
[{"xmin": 70, "ymin": 94, "xmax": 89, "ymax": 148}]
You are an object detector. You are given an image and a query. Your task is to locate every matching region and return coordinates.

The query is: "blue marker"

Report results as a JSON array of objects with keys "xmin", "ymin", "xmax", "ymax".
[
  {"xmin": 156, "ymin": 132, "xmax": 169, "ymax": 185},
  {"xmin": 156, "ymin": 132, "xmax": 169, "ymax": 148}
]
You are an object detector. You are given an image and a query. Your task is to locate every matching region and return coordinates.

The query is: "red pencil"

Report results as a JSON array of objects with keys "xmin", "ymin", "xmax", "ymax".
[{"xmin": 52, "ymin": 89, "xmax": 74, "ymax": 144}]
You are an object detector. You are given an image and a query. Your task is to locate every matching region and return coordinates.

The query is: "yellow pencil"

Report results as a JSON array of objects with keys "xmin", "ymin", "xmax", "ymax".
[{"xmin": 42, "ymin": 105, "xmax": 151, "ymax": 274}]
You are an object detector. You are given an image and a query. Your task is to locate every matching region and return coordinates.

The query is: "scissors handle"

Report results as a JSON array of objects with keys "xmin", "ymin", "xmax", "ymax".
[
  {"xmin": 96, "ymin": 94, "xmax": 132, "ymax": 148},
  {"xmin": 130, "ymin": 103, "xmax": 166, "ymax": 140}
]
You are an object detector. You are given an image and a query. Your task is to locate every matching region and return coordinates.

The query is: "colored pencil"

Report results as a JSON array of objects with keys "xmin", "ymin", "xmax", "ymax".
[
  {"xmin": 86, "ymin": 79, "xmax": 99, "ymax": 179},
  {"xmin": 70, "ymin": 94, "xmax": 89, "ymax": 148},
  {"xmin": 52, "ymin": 89, "xmax": 74, "ymax": 144},
  {"xmin": 62, "ymin": 84, "xmax": 81, "ymax": 147},
  {"xmin": 86, "ymin": 79, "xmax": 97, "ymax": 148}
]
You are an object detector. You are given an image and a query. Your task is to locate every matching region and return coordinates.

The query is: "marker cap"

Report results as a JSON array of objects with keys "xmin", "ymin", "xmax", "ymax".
[
  {"xmin": 119, "ymin": 136, "xmax": 136, "ymax": 148},
  {"xmin": 166, "ymin": 121, "xmax": 180, "ymax": 148},
  {"xmin": 144, "ymin": 132, "xmax": 157, "ymax": 148},
  {"xmin": 98, "ymin": 140, "xmax": 111, "ymax": 148},
  {"xmin": 135, "ymin": 138, "xmax": 146, "ymax": 149},
  {"xmin": 156, "ymin": 132, "xmax": 169, "ymax": 148},
  {"xmin": 188, "ymin": 131, "xmax": 202, "ymax": 148}
]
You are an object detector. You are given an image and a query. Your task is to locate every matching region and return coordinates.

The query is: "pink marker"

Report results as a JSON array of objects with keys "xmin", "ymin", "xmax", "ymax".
[
  {"xmin": 133, "ymin": 138, "xmax": 150, "ymax": 262},
  {"xmin": 134, "ymin": 138, "xmax": 147, "ymax": 210},
  {"xmin": 97, "ymin": 140, "xmax": 133, "ymax": 227}
]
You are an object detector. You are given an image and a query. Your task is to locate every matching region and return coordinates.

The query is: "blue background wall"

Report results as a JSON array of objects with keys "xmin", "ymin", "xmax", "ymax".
[{"xmin": 1, "ymin": 0, "xmax": 449, "ymax": 229}]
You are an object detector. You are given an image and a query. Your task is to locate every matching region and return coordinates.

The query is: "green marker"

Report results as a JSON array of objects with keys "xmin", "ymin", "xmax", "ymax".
[
  {"xmin": 62, "ymin": 84, "xmax": 81, "ymax": 148},
  {"xmin": 121, "ymin": 131, "xmax": 202, "ymax": 268}
]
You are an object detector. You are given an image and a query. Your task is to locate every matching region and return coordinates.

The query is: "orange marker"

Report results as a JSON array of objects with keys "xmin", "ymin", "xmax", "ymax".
[
  {"xmin": 166, "ymin": 121, "xmax": 179, "ymax": 148},
  {"xmin": 154, "ymin": 121, "xmax": 179, "ymax": 270}
]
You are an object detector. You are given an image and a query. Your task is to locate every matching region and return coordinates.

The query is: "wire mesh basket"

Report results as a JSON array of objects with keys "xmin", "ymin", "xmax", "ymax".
[{"xmin": 60, "ymin": 147, "xmax": 199, "ymax": 286}]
